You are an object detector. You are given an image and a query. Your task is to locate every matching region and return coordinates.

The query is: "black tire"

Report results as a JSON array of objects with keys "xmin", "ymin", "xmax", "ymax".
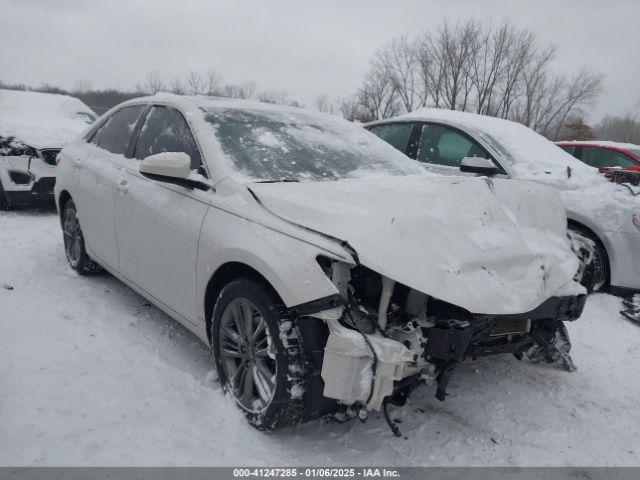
[
  {"xmin": 61, "ymin": 199, "xmax": 101, "ymax": 275},
  {"xmin": 211, "ymin": 278, "xmax": 326, "ymax": 431},
  {"xmin": 570, "ymin": 226, "xmax": 609, "ymax": 293},
  {"xmin": 0, "ymin": 180, "xmax": 9, "ymax": 210}
]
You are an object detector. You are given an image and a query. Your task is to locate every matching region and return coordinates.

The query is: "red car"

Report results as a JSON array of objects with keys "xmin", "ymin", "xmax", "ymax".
[{"xmin": 556, "ymin": 140, "xmax": 640, "ymax": 172}]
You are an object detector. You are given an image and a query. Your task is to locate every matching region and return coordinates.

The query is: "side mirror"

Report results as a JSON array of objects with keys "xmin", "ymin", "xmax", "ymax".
[
  {"xmin": 459, "ymin": 156, "xmax": 500, "ymax": 176},
  {"xmin": 139, "ymin": 152, "xmax": 211, "ymax": 191},
  {"xmin": 140, "ymin": 152, "xmax": 191, "ymax": 179}
]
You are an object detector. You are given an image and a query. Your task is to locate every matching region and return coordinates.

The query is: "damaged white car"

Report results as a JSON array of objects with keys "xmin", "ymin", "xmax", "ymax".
[
  {"xmin": 55, "ymin": 95, "xmax": 586, "ymax": 432},
  {"xmin": 0, "ymin": 89, "xmax": 96, "ymax": 208}
]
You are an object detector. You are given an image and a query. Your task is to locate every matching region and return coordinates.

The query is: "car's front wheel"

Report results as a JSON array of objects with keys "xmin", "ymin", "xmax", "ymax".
[
  {"xmin": 211, "ymin": 278, "xmax": 312, "ymax": 431},
  {"xmin": 62, "ymin": 199, "xmax": 101, "ymax": 275}
]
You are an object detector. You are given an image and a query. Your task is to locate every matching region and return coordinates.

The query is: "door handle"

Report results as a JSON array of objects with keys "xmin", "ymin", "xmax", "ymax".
[{"xmin": 116, "ymin": 178, "xmax": 129, "ymax": 193}]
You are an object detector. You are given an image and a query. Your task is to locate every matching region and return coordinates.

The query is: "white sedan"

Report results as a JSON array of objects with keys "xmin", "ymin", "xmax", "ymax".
[{"xmin": 55, "ymin": 95, "xmax": 585, "ymax": 431}]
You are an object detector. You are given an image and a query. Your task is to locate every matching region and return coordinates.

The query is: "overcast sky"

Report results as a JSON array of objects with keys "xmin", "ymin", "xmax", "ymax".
[{"xmin": 1, "ymin": 0, "xmax": 638, "ymax": 121}]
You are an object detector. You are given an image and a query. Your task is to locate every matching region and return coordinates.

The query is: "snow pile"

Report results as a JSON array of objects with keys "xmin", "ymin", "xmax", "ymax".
[
  {"xmin": 0, "ymin": 89, "xmax": 96, "ymax": 149},
  {"xmin": 401, "ymin": 109, "xmax": 640, "ymax": 234},
  {"xmin": 1, "ymin": 211, "xmax": 639, "ymax": 466}
]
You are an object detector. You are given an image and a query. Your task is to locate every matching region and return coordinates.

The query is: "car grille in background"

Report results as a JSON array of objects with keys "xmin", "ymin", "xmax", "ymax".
[
  {"xmin": 40, "ymin": 149, "xmax": 61, "ymax": 166},
  {"xmin": 31, "ymin": 177, "xmax": 56, "ymax": 194},
  {"xmin": 487, "ymin": 318, "xmax": 530, "ymax": 337}
]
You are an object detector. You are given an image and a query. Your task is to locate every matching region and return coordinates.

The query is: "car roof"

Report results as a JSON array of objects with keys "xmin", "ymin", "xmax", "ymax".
[{"xmin": 555, "ymin": 140, "xmax": 640, "ymax": 150}]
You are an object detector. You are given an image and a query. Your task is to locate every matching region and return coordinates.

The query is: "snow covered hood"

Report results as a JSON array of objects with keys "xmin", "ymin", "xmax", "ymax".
[
  {"xmin": 0, "ymin": 89, "xmax": 96, "ymax": 149},
  {"xmin": 251, "ymin": 175, "xmax": 581, "ymax": 315}
]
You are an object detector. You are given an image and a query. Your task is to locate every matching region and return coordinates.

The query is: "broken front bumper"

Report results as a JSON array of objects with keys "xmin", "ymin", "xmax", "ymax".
[
  {"xmin": 1, "ymin": 155, "xmax": 56, "ymax": 206},
  {"xmin": 2, "ymin": 177, "xmax": 56, "ymax": 205},
  {"xmin": 318, "ymin": 294, "xmax": 586, "ymax": 410}
]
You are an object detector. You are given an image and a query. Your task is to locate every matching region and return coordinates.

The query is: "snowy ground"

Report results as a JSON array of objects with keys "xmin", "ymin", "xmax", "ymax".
[{"xmin": 1, "ymin": 208, "xmax": 639, "ymax": 467}]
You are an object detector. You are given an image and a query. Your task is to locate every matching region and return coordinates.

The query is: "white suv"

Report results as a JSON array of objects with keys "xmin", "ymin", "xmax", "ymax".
[
  {"xmin": 55, "ymin": 95, "xmax": 586, "ymax": 431},
  {"xmin": 0, "ymin": 89, "xmax": 95, "ymax": 208}
]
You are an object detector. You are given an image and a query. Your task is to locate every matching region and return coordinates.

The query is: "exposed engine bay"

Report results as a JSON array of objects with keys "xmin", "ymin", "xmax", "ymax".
[{"xmin": 312, "ymin": 257, "xmax": 586, "ymax": 431}]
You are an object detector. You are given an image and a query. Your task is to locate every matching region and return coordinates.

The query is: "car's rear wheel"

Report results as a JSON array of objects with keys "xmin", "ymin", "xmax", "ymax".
[
  {"xmin": 211, "ymin": 278, "xmax": 312, "ymax": 431},
  {"xmin": 570, "ymin": 226, "xmax": 609, "ymax": 293},
  {"xmin": 62, "ymin": 199, "xmax": 101, "ymax": 275}
]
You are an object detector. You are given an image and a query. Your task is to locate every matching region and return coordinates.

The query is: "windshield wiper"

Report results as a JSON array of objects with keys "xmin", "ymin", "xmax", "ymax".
[{"xmin": 253, "ymin": 179, "xmax": 300, "ymax": 183}]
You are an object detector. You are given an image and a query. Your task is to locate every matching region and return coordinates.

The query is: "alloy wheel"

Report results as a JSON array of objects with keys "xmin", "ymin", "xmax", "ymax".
[
  {"xmin": 218, "ymin": 297, "xmax": 277, "ymax": 413},
  {"xmin": 63, "ymin": 207, "xmax": 82, "ymax": 267}
]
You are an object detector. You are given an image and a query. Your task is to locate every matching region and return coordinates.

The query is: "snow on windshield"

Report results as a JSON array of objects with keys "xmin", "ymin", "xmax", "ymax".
[
  {"xmin": 0, "ymin": 89, "xmax": 96, "ymax": 149},
  {"xmin": 202, "ymin": 106, "xmax": 425, "ymax": 181}
]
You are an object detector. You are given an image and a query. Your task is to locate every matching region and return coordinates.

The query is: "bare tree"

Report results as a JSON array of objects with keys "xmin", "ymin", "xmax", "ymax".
[
  {"xmin": 221, "ymin": 84, "xmax": 241, "ymax": 98},
  {"xmin": 356, "ymin": 65, "xmax": 400, "ymax": 121},
  {"xmin": 548, "ymin": 69, "xmax": 603, "ymax": 139},
  {"xmin": 347, "ymin": 17, "xmax": 603, "ymax": 139},
  {"xmin": 186, "ymin": 70, "xmax": 205, "ymax": 95},
  {"xmin": 73, "ymin": 79, "xmax": 93, "ymax": 94},
  {"xmin": 170, "ymin": 76, "xmax": 186, "ymax": 95},
  {"xmin": 559, "ymin": 117, "xmax": 595, "ymax": 141},
  {"xmin": 144, "ymin": 70, "xmax": 165, "ymax": 94},
  {"xmin": 468, "ymin": 20, "xmax": 516, "ymax": 115},
  {"xmin": 595, "ymin": 114, "xmax": 640, "ymax": 143},
  {"xmin": 257, "ymin": 89, "xmax": 289, "ymax": 104},
  {"xmin": 339, "ymin": 95, "xmax": 366, "ymax": 122},
  {"xmin": 239, "ymin": 81, "xmax": 256, "ymax": 99},
  {"xmin": 374, "ymin": 36, "xmax": 421, "ymax": 112},
  {"xmin": 429, "ymin": 20, "xmax": 478, "ymax": 110},
  {"xmin": 316, "ymin": 94, "xmax": 334, "ymax": 113},
  {"xmin": 206, "ymin": 69, "xmax": 221, "ymax": 96}
]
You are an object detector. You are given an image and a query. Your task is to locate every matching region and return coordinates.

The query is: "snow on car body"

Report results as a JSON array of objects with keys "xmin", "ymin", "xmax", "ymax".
[
  {"xmin": 0, "ymin": 89, "xmax": 96, "ymax": 208},
  {"xmin": 54, "ymin": 94, "xmax": 585, "ymax": 431},
  {"xmin": 367, "ymin": 110, "xmax": 640, "ymax": 294}
]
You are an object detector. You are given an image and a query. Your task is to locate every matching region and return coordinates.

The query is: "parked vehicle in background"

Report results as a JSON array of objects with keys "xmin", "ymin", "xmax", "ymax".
[
  {"xmin": 556, "ymin": 141, "xmax": 640, "ymax": 171},
  {"xmin": 366, "ymin": 110, "xmax": 640, "ymax": 294},
  {"xmin": 0, "ymin": 89, "xmax": 96, "ymax": 209},
  {"xmin": 55, "ymin": 94, "xmax": 585, "ymax": 431}
]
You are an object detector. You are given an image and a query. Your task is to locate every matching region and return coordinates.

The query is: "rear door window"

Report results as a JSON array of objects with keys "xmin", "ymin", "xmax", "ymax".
[
  {"xmin": 94, "ymin": 105, "xmax": 145, "ymax": 155},
  {"xmin": 367, "ymin": 123, "xmax": 414, "ymax": 155},
  {"xmin": 134, "ymin": 106, "xmax": 202, "ymax": 170},
  {"xmin": 581, "ymin": 147, "xmax": 636, "ymax": 168}
]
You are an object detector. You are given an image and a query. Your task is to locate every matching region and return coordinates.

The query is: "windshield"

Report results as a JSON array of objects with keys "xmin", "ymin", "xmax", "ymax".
[
  {"xmin": 473, "ymin": 129, "xmax": 514, "ymax": 164},
  {"xmin": 202, "ymin": 107, "xmax": 424, "ymax": 181}
]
